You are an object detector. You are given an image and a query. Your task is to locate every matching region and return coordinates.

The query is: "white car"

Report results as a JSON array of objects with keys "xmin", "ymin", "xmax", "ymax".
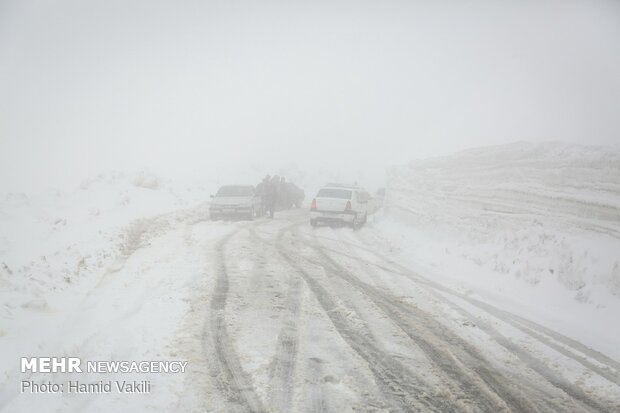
[
  {"xmin": 310, "ymin": 184, "xmax": 373, "ymax": 228},
  {"xmin": 209, "ymin": 185, "xmax": 262, "ymax": 220}
]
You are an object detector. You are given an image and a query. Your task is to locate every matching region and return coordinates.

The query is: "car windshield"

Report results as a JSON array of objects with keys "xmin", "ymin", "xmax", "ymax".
[
  {"xmin": 216, "ymin": 186, "xmax": 254, "ymax": 197},
  {"xmin": 317, "ymin": 188, "xmax": 352, "ymax": 199}
]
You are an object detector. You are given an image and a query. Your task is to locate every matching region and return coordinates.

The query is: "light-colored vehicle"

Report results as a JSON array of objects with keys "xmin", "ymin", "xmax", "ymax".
[
  {"xmin": 210, "ymin": 185, "xmax": 262, "ymax": 220},
  {"xmin": 310, "ymin": 184, "xmax": 373, "ymax": 228}
]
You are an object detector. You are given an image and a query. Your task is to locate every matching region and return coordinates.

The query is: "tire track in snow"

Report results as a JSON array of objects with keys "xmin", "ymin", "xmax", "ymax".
[
  {"xmin": 309, "ymin": 242, "xmax": 568, "ymax": 411},
  {"xmin": 205, "ymin": 225, "xmax": 267, "ymax": 413},
  {"xmin": 276, "ymin": 226, "xmax": 456, "ymax": 412},
  {"xmin": 302, "ymin": 229, "xmax": 541, "ymax": 413},
  {"xmin": 308, "ymin": 232, "xmax": 620, "ymax": 396},
  {"xmin": 249, "ymin": 225, "xmax": 304, "ymax": 413},
  {"xmin": 307, "ymin": 357, "xmax": 329, "ymax": 413},
  {"xmin": 341, "ymin": 229, "xmax": 620, "ymax": 412},
  {"xmin": 318, "ymin": 231, "xmax": 574, "ymax": 411},
  {"xmin": 350, "ymin": 229, "xmax": 620, "ymax": 386},
  {"xmin": 268, "ymin": 271, "xmax": 303, "ymax": 412}
]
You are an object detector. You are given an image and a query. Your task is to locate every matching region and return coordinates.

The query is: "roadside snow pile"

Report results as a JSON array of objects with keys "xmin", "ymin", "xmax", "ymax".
[
  {"xmin": 0, "ymin": 172, "xmax": 213, "ymax": 410},
  {"xmin": 384, "ymin": 142, "xmax": 620, "ymax": 303},
  {"xmin": 0, "ymin": 172, "xmax": 210, "ymax": 325}
]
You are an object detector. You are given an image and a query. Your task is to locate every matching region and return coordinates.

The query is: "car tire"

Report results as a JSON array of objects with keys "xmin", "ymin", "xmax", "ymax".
[
  {"xmin": 350, "ymin": 214, "xmax": 359, "ymax": 230},
  {"xmin": 211, "ymin": 214, "xmax": 219, "ymax": 221},
  {"xmin": 248, "ymin": 207, "xmax": 255, "ymax": 221},
  {"xmin": 310, "ymin": 219, "xmax": 318, "ymax": 227}
]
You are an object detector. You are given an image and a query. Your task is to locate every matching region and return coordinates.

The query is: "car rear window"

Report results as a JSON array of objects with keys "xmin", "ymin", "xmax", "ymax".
[
  {"xmin": 216, "ymin": 186, "xmax": 254, "ymax": 197},
  {"xmin": 317, "ymin": 188, "xmax": 352, "ymax": 199}
]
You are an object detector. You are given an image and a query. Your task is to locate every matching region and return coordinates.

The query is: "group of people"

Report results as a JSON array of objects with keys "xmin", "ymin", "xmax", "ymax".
[{"xmin": 256, "ymin": 175, "xmax": 303, "ymax": 218}]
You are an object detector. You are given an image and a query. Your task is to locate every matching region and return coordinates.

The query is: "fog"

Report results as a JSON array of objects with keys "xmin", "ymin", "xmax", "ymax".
[{"xmin": 1, "ymin": 0, "xmax": 619, "ymax": 192}]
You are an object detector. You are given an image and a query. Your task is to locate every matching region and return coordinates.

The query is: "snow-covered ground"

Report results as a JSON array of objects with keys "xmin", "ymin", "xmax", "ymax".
[
  {"xmin": 381, "ymin": 142, "xmax": 620, "ymax": 359},
  {"xmin": 0, "ymin": 171, "xmax": 211, "ymax": 323},
  {"xmin": 0, "ymin": 172, "xmax": 214, "ymax": 411},
  {"xmin": 1, "ymin": 147, "xmax": 620, "ymax": 412}
]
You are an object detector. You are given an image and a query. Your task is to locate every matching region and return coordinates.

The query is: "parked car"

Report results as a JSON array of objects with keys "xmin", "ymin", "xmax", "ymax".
[
  {"xmin": 210, "ymin": 185, "xmax": 262, "ymax": 220},
  {"xmin": 283, "ymin": 182, "xmax": 305, "ymax": 209},
  {"xmin": 309, "ymin": 184, "xmax": 373, "ymax": 228}
]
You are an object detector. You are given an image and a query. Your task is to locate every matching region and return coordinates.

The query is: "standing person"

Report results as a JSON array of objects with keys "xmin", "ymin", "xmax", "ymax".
[
  {"xmin": 266, "ymin": 175, "xmax": 280, "ymax": 218},
  {"xmin": 279, "ymin": 176, "xmax": 290, "ymax": 210},
  {"xmin": 257, "ymin": 175, "xmax": 270, "ymax": 216},
  {"xmin": 263, "ymin": 175, "xmax": 274, "ymax": 218}
]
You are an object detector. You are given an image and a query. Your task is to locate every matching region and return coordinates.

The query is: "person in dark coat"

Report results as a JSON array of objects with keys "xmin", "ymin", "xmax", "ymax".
[
  {"xmin": 265, "ymin": 175, "xmax": 279, "ymax": 218},
  {"xmin": 278, "ymin": 176, "xmax": 290, "ymax": 210},
  {"xmin": 256, "ymin": 175, "xmax": 270, "ymax": 216}
]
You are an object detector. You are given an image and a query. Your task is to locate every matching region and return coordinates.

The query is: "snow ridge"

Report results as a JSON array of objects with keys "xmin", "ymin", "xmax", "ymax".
[{"xmin": 385, "ymin": 142, "xmax": 620, "ymax": 300}]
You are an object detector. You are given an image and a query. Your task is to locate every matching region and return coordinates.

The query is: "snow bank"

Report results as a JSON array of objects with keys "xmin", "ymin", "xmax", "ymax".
[
  {"xmin": 0, "ymin": 172, "xmax": 214, "ymax": 411},
  {"xmin": 0, "ymin": 171, "xmax": 211, "ymax": 338},
  {"xmin": 385, "ymin": 142, "xmax": 620, "ymax": 302}
]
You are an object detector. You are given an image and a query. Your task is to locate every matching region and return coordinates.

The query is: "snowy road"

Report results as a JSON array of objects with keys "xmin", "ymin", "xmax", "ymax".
[
  {"xmin": 173, "ymin": 210, "xmax": 620, "ymax": 412},
  {"xmin": 4, "ymin": 207, "xmax": 620, "ymax": 412}
]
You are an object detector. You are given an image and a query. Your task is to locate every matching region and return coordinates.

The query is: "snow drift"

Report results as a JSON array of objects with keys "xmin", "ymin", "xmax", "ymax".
[
  {"xmin": 385, "ymin": 142, "xmax": 620, "ymax": 302},
  {"xmin": 0, "ymin": 171, "xmax": 211, "ymax": 341}
]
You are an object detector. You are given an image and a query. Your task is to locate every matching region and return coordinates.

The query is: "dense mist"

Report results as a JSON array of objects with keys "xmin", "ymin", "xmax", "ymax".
[{"xmin": 1, "ymin": 0, "xmax": 619, "ymax": 192}]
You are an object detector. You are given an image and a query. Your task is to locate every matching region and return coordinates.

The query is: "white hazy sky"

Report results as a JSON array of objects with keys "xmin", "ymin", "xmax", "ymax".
[{"xmin": 1, "ymin": 0, "xmax": 619, "ymax": 192}]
